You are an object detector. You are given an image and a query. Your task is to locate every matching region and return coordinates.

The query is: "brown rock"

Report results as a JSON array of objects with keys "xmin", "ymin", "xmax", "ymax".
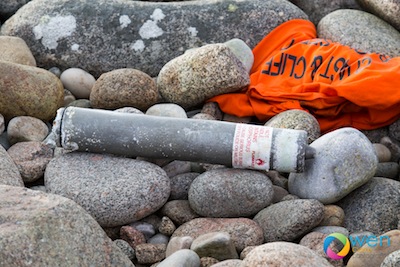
[
  {"xmin": 135, "ymin": 243, "xmax": 167, "ymax": 265},
  {"xmin": 161, "ymin": 200, "xmax": 200, "ymax": 226},
  {"xmin": 200, "ymin": 257, "xmax": 219, "ymax": 267},
  {"xmin": 319, "ymin": 205, "xmax": 345, "ymax": 227},
  {"xmin": 0, "ymin": 36, "xmax": 36, "ymax": 66},
  {"xmin": 7, "ymin": 116, "xmax": 49, "ymax": 145},
  {"xmin": 0, "ymin": 61, "xmax": 64, "ymax": 121},
  {"xmin": 120, "ymin": 225, "xmax": 147, "ymax": 249},
  {"xmin": 90, "ymin": 68, "xmax": 158, "ymax": 111},
  {"xmin": 159, "ymin": 216, "xmax": 176, "ymax": 236},
  {"xmin": 7, "ymin": 141, "xmax": 53, "ymax": 183}
]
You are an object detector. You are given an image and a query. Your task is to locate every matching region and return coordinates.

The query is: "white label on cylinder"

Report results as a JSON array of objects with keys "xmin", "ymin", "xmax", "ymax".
[{"xmin": 232, "ymin": 124, "xmax": 273, "ymax": 170}]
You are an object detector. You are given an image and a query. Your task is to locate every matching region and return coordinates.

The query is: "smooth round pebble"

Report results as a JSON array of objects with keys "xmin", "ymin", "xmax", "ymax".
[
  {"xmin": 289, "ymin": 127, "xmax": 378, "ymax": 204},
  {"xmin": 241, "ymin": 242, "xmax": 334, "ymax": 267},
  {"xmin": 210, "ymin": 259, "xmax": 242, "ymax": 267},
  {"xmin": 223, "ymin": 38, "xmax": 254, "ymax": 73},
  {"xmin": 90, "ymin": 68, "xmax": 158, "ymax": 111},
  {"xmin": 375, "ymin": 162, "xmax": 399, "ymax": 179},
  {"xmin": 7, "ymin": 141, "xmax": 53, "ymax": 183},
  {"xmin": 146, "ymin": 103, "xmax": 187, "ymax": 118},
  {"xmin": 45, "ymin": 152, "xmax": 170, "ymax": 227},
  {"xmin": 357, "ymin": 0, "xmax": 400, "ymax": 31},
  {"xmin": 191, "ymin": 113, "xmax": 216, "ymax": 120},
  {"xmin": 265, "ymin": 109, "xmax": 320, "ymax": 143},
  {"xmin": 165, "ymin": 236, "xmax": 194, "ymax": 257},
  {"xmin": 373, "ymin": 143, "xmax": 392, "ymax": 162},
  {"xmin": 191, "ymin": 232, "xmax": 238, "ymax": 261},
  {"xmin": 63, "ymin": 89, "xmax": 76, "ymax": 107},
  {"xmin": 271, "ymin": 185, "xmax": 289, "ymax": 203},
  {"xmin": 161, "ymin": 200, "xmax": 200, "ymax": 226},
  {"xmin": 201, "ymin": 102, "xmax": 223, "ymax": 121},
  {"xmin": 66, "ymin": 99, "xmax": 92, "ymax": 108},
  {"xmin": 157, "ymin": 249, "xmax": 200, "ymax": 267},
  {"xmin": 114, "ymin": 107, "xmax": 144, "ymax": 114},
  {"xmin": 0, "ymin": 36, "xmax": 36, "ymax": 66},
  {"xmin": 148, "ymin": 233, "xmax": 170, "ymax": 245},
  {"xmin": 135, "ymin": 243, "xmax": 166, "ymax": 265},
  {"xmin": 253, "ymin": 199, "xmax": 325, "ymax": 242},
  {"xmin": 7, "ymin": 116, "xmax": 49, "ymax": 145},
  {"xmin": 60, "ymin": 68, "xmax": 96, "ymax": 99},
  {"xmin": 381, "ymin": 250, "xmax": 400, "ymax": 267},
  {"xmin": 129, "ymin": 221, "xmax": 157, "ymax": 241},
  {"xmin": 380, "ymin": 136, "xmax": 400, "ymax": 162},
  {"xmin": 188, "ymin": 168, "xmax": 273, "ymax": 217}
]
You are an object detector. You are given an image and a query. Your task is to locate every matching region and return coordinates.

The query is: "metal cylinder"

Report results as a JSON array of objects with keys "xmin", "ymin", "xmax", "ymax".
[{"xmin": 51, "ymin": 107, "xmax": 311, "ymax": 173}]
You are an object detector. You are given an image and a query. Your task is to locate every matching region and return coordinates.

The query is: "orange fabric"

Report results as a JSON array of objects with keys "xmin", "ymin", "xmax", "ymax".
[{"xmin": 209, "ymin": 19, "xmax": 400, "ymax": 133}]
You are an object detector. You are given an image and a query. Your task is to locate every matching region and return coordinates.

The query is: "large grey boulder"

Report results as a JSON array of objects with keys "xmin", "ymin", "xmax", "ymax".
[
  {"xmin": 0, "ymin": 185, "xmax": 134, "ymax": 267},
  {"xmin": 0, "ymin": 0, "xmax": 308, "ymax": 77}
]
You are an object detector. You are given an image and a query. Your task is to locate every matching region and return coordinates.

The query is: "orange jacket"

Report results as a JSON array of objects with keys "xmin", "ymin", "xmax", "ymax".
[{"xmin": 209, "ymin": 19, "xmax": 400, "ymax": 133}]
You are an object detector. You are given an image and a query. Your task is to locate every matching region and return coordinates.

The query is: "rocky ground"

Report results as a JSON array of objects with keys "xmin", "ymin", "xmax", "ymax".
[{"xmin": 1, "ymin": 0, "xmax": 400, "ymax": 266}]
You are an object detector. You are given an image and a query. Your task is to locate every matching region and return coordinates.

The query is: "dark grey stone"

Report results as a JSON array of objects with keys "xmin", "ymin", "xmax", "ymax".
[
  {"xmin": 0, "ymin": 0, "xmax": 30, "ymax": 19},
  {"xmin": 44, "ymin": 152, "xmax": 170, "ymax": 227},
  {"xmin": 253, "ymin": 199, "xmax": 325, "ymax": 242},
  {"xmin": 357, "ymin": 0, "xmax": 400, "ymax": 31},
  {"xmin": 289, "ymin": 0, "xmax": 361, "ymax": 24},
  {"xmin": 170, "ymin": 172, "xmax": 199, "ymax": 200},
  {"xmin": 317, "ymin": 9, "xmax": 400, "ymax": 58},
  {"xmin": 375, "ymin": 162, "xmax": 399, "ymax": 179},
  {"xmin": 0, "ymin": 0, "xmax": 308, "ymax": 77},
  {"xmin": 337, "ymin": 177, "xmax": 400, "ymax": 235},
  {"xmin": 0, "ymin": 185, "xmax": 134, "ymax": 267},
  {"xmin": 188, "ymin": 168, "xmax": 273, "ymax": 217}
]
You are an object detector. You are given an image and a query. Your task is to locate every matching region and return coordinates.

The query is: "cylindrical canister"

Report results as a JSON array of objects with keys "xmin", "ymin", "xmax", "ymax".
[{"xmin": 50, "ymin": 107, "xmax": 312, "ymax": 173}]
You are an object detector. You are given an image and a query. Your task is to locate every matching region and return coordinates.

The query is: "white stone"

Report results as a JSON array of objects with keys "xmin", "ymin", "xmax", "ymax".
[{"xmin": 60, "ymin": 68, "xmax": 96, "ymax": 99}]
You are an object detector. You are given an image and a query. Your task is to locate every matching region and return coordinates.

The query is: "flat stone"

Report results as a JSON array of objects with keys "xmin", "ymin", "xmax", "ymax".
[
  {"xmin": 337, "ymin": 177, "xmax": 400, "ymax": 235},
  {"xmin": 264, "ymin": 109, "xmax": 320, "ymax": 143},
  {"xmin": 0, "ymin": 36, "xmax": 36, "ymax": 66},
  {"xmin": 317, "ymin": 9, "xmax": 400, "ymax": 57},
  {"xmin": 157, "ymin": 42, "xmax": 249, "ymax": 109},
  {"xmin": 253, "ymin": 199, "xmax": 324, "ymax": 242},
  {"xmin": 347, "ymin": 230, "xmax": 400, "ymax": 267},
  {"xmin": 188, "ymin": 168, "xmax": 273, "ymax": 217},
  {"xmin": 0, "ymin": 144, "xmax": 23, "ymax": 186},
  {"xmin": 190, "ymin": 232, "xmax": 239, "ymax": 261},
  {"xmin": 0, "ymin": 185, "xmax": 134, "ymax": 266},
  {"xmin": 157, "ymin": 249, "xmax": 200, "ymax": 267},
  {"xmin": 60, "ymin": 68, "xmax": 96, "ymax": 99},
  {"xmin": 0, "ymin": 0, "xmax": 307, "ymax": 77},
  {"xmin": 44, "ymin": 152, "xmax": 170, "ymax": 227},
  {"xmin": 172, "ymin": 218, "xmax": 264, "ymax": 252},
  {"xmin": 241, "ymin": 242, "xmax": 334, "ymax": 267},
  {"xmin": 7, "ymin": 141, "xmax": 53, "ymax": 183},
  {"xmin": 357, "ymin": 0, "xmax": 400, "ymax": 31},
  {"xmin": 289, "ymin": 0, "xmax": 361, "ymax": 24},
  {"xmin": 0, "ymin": 61, "xmax": 64, "ymax": 121},
  {"xmin": 289, "ymin": 128, "xmax": 378, "ymax": 204},
  {"xmin": 7, "ymin": 116, "xmax": 49, "ymax": 145},
  {"xmin": 90, "ymin": 68, "xmax": 158, "ymax": 111}
]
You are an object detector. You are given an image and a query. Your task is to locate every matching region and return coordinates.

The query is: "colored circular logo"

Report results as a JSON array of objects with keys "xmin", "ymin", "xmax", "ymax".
[{"xmin": 323, "ymin": 233, "xmax": 351, "ymax": 260}]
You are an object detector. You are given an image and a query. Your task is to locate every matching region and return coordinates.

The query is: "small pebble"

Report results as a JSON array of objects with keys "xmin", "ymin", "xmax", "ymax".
[
  {"xmin": 162, "ymin": 160, "xmax": 192, "ymax": 178},
  {"xmin": 148, "ymin": 233, "xmax": 170, "ymax": 245},
  {"xmin": 7, "ymin": 116, "xmax": 49, "ymax": 145},
  {"xmin": 48, "ymin": 67, "xmax": 61, "ymax": 77},
  {"xmin": 319, "ymin": 205, "xmax": 345, "ymax": 227},
  {"xmin": 161, "ymin": 200, "xmax": 200, "ymax": 226},
  {"xmin": 271, "ymin": 185, "xmax": 289, "ymax": 203},
  {"xmin": 120, "ymin": 225, "xmax": 146, "ymax": 249},
  {"xmin": 169, "ymin": 172, "xmax": 199, "ymax": 200},
  {"xmin": 200, "ymin": 257, "xmax": 219, "ymax": 267},
  {"xmin": 239, "ymin": 246, "xmax": 256, "ymax": 260},
  {"xmin": 130, "ymin": 222, "xmax": 156, "ymax": 241},
  {"xmin": 210, "ymin": 259, "xmax": 242, "ymax": 267},
  {"xmin": 66, "ymin": 99, "xmax": 92, "ymax": 108},
  {"xmin": 146, "ymin": 103, "xmax": 187, "ymax": 118},
  {"xmin": 201, "ymin": 102, "xmax": 223, "ymax": 120},
  {"xmin": 373, "ymin": 143, "xmax": 392, "ymax": 162},
  {"xmin": 159, "ymin": 216, "xmax": 176, "ymax": 236},
  {"xmin": 60, "ymin": 68, "xmax": 96, "ymax": 99},
  {"xmin": 7, "ymin": 141, "xmax": 53, "ymax": 183},
  {"xmin": 381, "ymin": 250, "xmax": 400, "ymax": 267},
  {"xmin": 135, "ymin": 243, "xmax": 166, "ymax": 265},
  {"xmin": 191, "ymin": 113, "xmax": 216, "ymax": 120},
  {"xmin": 375, "ymin": 162, "xmax": 399, "ymax": 179},
  {"xmin": 114, "ymin": 239, "xmax": 136, "ymax": 261},
  {"xmin": 63, "ymin": 89, "xmax": 76, "ymax": 107},
  {"xmin": 380, "ymin": 136, "xmax": 400, "ymax": 162},
  {"xmin": 114, "ymin": 107, "xmax": 144, "ymax": 114}
]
